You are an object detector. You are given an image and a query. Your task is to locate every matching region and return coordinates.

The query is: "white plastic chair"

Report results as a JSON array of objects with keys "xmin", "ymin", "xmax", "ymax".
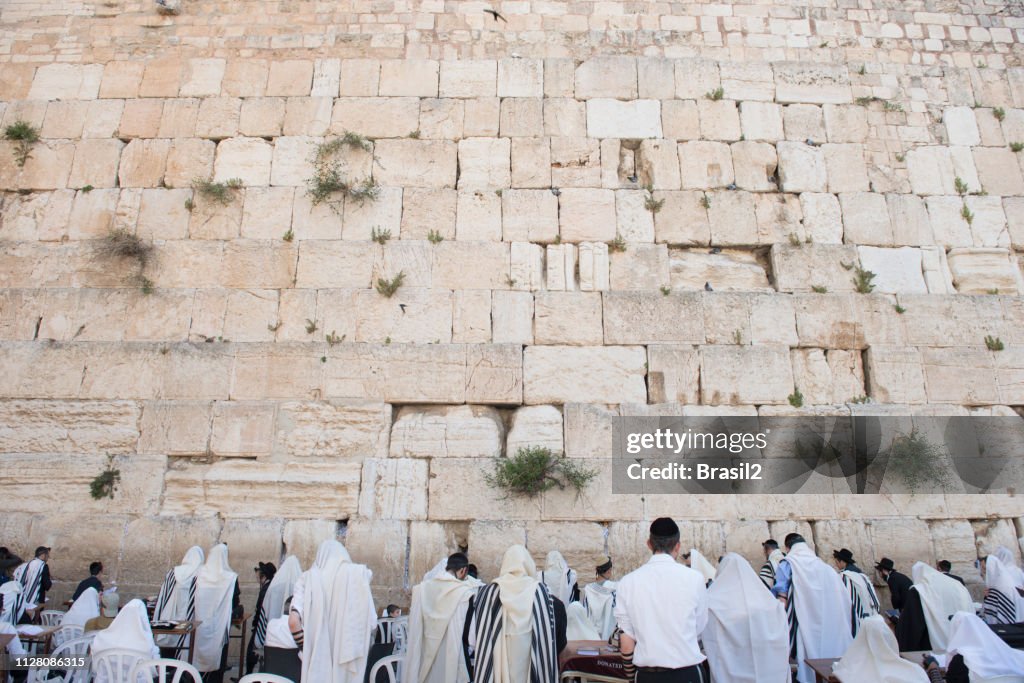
[
  {"xmin": 375, "ymin": 616, "xmax": 396, "ymax": 644},
  {"xmin": 40, "ymin": 610, "xmax": 66, "ymax": 626},
  {"xmin": 128, "ymin": 658, "xmax": 202, "ymax": 683},
  {"xmin": 90, "ymin": 648, "xmax": 151, "ymax": 683},
  {"xmin": 53, "ymin": 623, "xmax": 84, "ymax": 648},
  {"xmin": 367, "ymin": 655, "xmax": 402, "ymax": 683},
  {"xmin": 391, "ymin": 617, "xmax": 408, "ymax": 655},
  {"xmin": 29, "ymin": 635, "xmax": 95, "ymax": 683},
  {"xmin": 238, "ymin": 674, "xmax": 296, "ymax": 683}
]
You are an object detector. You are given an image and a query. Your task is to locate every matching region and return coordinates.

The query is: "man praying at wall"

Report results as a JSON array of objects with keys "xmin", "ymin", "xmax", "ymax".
[
  {"xmin": 154, "ymin": 546, "xmax": 204, "ymax": 656},
  {"xmin": 833, "ymin": 548, "xmax": 880, "ymax": 637},
  {"xmin": 582, "ymin": 557, "xmax": 618, "ymax": 640},
  {"xmin": 875, "ymin": 557, "xmax": 914, "ymax": 612},
  {"xmin": 194, "ymin": 544, "xmax": 241, "ymax": 683},
  {"xmin": 895, "ymin": 562, "xmax": 973, "ymax": 654},
  {"xmin": 759, "ymin": 539, "xmax": 784, "ymax": 589},
  {"xmin": 245, "ymin": 561, "xmax": 276, "ymax": 674},
  {"xmin": 13, "ymin": 546, "xmax": 51, "ymax": 620},
  {"xmin": 72, "ymin": 561, "xmax": 104, "ymax": 601},
  {"xmin": 405, "ymin": 552, "xmax": 478, "ymax": 683}
]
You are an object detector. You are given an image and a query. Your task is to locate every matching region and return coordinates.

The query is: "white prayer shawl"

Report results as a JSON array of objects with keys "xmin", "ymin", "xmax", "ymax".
[
  {"xmin": 153, "ymin": 545, "xmax": 203, "ymax": 647},
  {"xmin": 13, "ymin": 558, "xmax": 45, "ymax": 608},
  {"xmin": 841, "ymin": 569, "xmax": 880, "ymax": 637},
  {"xmin": 194, "ymin": 544, "xmax": 238, "ymax": 672},
  {"xmin": 405, "ymin": 571, "xmax": 477, "ymax": 683},
  {"xmin": 423, "ymin": 558, "xmax": 449, "ymax": 583},
  {"xmin": 0, "ymin": 580, "xmax": 25, "ymax": 625},
  {"xmin": 299, "ymin": 540, "xmax": 376, "ymax": 683},
  {"xmin": 947, "ymin": 611, "xmax": 1024, "ymax": 681},
  {"xmin": 688, "ymin": 549, "xmax": 717, "ymax": 585},
  {"xmin": 984, "ymin": 555, "xmax": 1024, "ymax": 625},
  {"xmin": 832, "ymin": 615, "xmax": 929, "ymax": 683},
  {"xmin": 993, "ymin": 546, "xmax": 1024, "ymax": 592},
  {"xmin": 582, "ymin": 580, "xmax": 617, "ymax": 640},
  {"xmin": 539, "ymin": 551, "xmax": 576, "ymax": 604},
  {"xmin": 910, "ymin": 562, "xmax": 974, "ymax": 653},
  {"xmin": 265, "ymin": 615, "xmax": 297, "ymax": 649},
  {"xmin": 62, "ymin": 587, "xmax": 100, "ymax": 628},
  {"xmin": 0, "ymin": 621, "xmax": 26, "ymax": 655},
  {"xmin": 91, "ymin": 599, "xmax": 160, "ymax": 683},
  {"xmin": 785, "ymin": 543, "xmax": 853, "ymax": 683},
  {"xmin": 565, "ymin": 601, "xmax": 600, "ymax": 640},
  {"xmin": 702, "ymin": 553, "xmax": 790, "ymax": 683},
  {"xmin": 760, "ymin": 549, "xmax": 785, "ymax": 588},
  {"xmin": 255, "ymin": 554, "xmax": 302, "ymax": 649}
]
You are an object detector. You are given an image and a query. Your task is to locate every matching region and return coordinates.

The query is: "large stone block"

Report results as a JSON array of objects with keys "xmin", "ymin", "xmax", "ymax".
[
  {"xmin": 647, "ymin": 345, "xmax": 700, "ymax": 404},
  {"xmin": 739, "ymin": 101, "xmax": 784, "ymax": 142},
  {"xmin": 698, "ymin": 99, "xmax": 741, "ymax": 142},
  {"xmin": 295, "ymin": 242, "xmax": 377, "ymax": 288},
  {"xmin": 274, "ymin": 401, "xmax": 391, "ymax": 460},
  {"xmin": 791, "ymin": 349, "xmax": 865, "ymax": 405},
  {"xmin": 840, "ymin": 192, "xmax": 893, "ymax": 246},
  {"xmin": 498, "ymin": 58, "xmax": 544, "ymax": 98},
  {"xmin": 453, "ymin": 290, "xmax": 491, "ymax": 343},
  {"xmin": 431, "ymin": 241, "xmax": 509, "ymax": 289},
  {"xmin": 510, "ymin": 137, "xmax": 551, "ymax": 188},
  {"xmin": 525, "ymin": 522, "xmax": 606, "ymax": 575},
  {"xmin": 331, "ymin": 97, "xmax": 420, "ymax": 138},
  {"xmin": 925, "ymin": 196, "xmax": 973, "ymax": 248},
  {"xmin": 68, "ymin": 139, "xmax": 124, "ymax": 190},
  {"xmin": 906, "ymin": 147, "xmax": 957, "ymax": 196},
  {"xmin": 429, "ymin": 460, "xmax": 540, "ymax": 522},
  {"xmin": 603, "ymin": 291, "xmax": 704, "ymax": 344},
  {"xmin": 534, "ymin": 292, "xmax": 603, "ymax": 346},
  {"xmin": 707, "ymin": 190, "xmax": 758, "ymax": 245},
  {"xmin": 165, "ymin": 138, "xmax": 216, "ymax": 189},
  {"xmin": 944, "ymin": 107, "xmax": 981, "ymax": 147},
  {"xmin": 358, "ymin": 458, "xmax": 429, "ymax": 521},
  {"xmin": 457, "ymin": 138, "xmax": 510, "ymax": 190},
  {"xmin": 868, "ymin": 519, "xmax": 935, "ymax": 574},
  {"xmin": 390, "ymin": 405, "xmax": 504, "ymax": 459},
  {"xmin": 564, "ymin": 403, "xmax": 617, "ymax": 459},
  {"xmin": 653, "ymin": 191, "xmax": 710, "ymax": 245},
  {"xmin": 345, "ymin": 519, "xmax": 408, "ymax": 596},
  {"xmin": 731, "ymin": 141, "xmax": 777, "ymax": 192},
  {"xmin": 783, "ymin": 104, "xmax": 825, "ymax": 142},
  {"xmin": 378, "ymin": 60, "xmax": 439, "ymax": 97},
  {"xmin": 541, "ymin": 458, "xmax": 644, "ymax": 523},
  {"xmin": 502, "ymin": 189, "xmax": 558, "ymax": 243},
  {"xmin": 439, "ymin": 61, "xmax": 497, "ymax": 98},
  {"xmin": 700, "ymin": 345, "xmax": 794, "ymax": 405},
  {"xmin": 773, "ymin": 62, "xmax": 851, "ymax": 104},
  {"xmin": 282, "ymin": 520, "xmax": 339, "ymax": 569},
  {"xmin": 857, "ymin": 247, "xmax": 927, "ymax": 294},
  {"xmin": 887, "ymin": 194, "xmax": 933, "ymax": 247},
  {"xmin": 550, "ymin": 137, "xmax": 600, "ymax": 187},
  {"xmin": 947, "ymin": 248, "xmax": 1023, "ymax": 294},
  {"xmin": 119, "ymin": 515, "xmax": 224, "ymax": 588},
  {"xmin": 921, "ymin": 347, "xmax": 998, "ymax": 405},
  {"xmin": 506, "ymin": 405, "xmax": 564, "ymax": 456},
  {"xmin": 492, "ymin": 290, "xmax": 533, "ymax": 344},
  {"xmin": 213, "ymin": 137, "xmax": 272, "ymax": 186},
  {"xmin": 823, "ymin": 143, "xmax": 869, "ymax": 193},
  {"xmin": 777, "ymin": 141, "xmax": 827, "ymax": 193},
  {"xmin": 266, "ymin": 60, "xmax": 313, "ymax": 97},
  {"xmin": 373, "ymin": 140, "xmax": 457, "ymax": 188},
  {"xmin": 339, "ymin": 59, "xmax": 380, "ymax": 97},
  {"xmin": 524, "ymin": 346, "xmax": 647, "ymax": 405},
  {"xmin": 195, "ymin": 98, "xmax": 241, "ymax": 139},
  {"xmin": 864, "ymin": 346, "xmax": 927, "ymax": 404},
  {"xmin": 0, "ymin": 399, "xmax": 139, "ymax": 454},
  {"xmin": 674, "ymin": 59, "xmax": 720, "ymax": 100},
  {"xmin": 575, "ymin": 57, "xmax": 637, "ymax": 99},
  {"xmin": 586, "ymin": 99, "xmax": 661, "ymax": 139},
  {"xmin": 468, "ymin": 521, "xmax": 529, "ymax": 581},
  {"xmin": 964, "ymin": 196, "xmax": 1010, "ymax": 248},
  {"xmin": 401, "ymin": 187, "xmax": 456, "ymax": 239},
  {"xmin": 614, "ymin": 190, "xmax": 655, "ymax": 242},
  {"xmin": 771, "ymin": 244, "xmax": 861, "ymax": 293},
  {"xmin": 608, "ymin": 244, "xmax": 670, "ymax": 291},
  {"xmin": 138, "ymin": 401, "xmax": 212, "ymax": 456},
  {"xmin": 559, "ymin": 189, "xmax": 617, "ymax": 242},
  {"xmin": 662, "ymin": 100, "xmax": 700, "ymax": 141},
  {"xmin": 28, "ymin": 63, "xmax": 103, "ymax": 100},
  {"xmin": 678, "ymin": 141, "xmax": 734, "ymax": 189},
  {"xmin": 973, "ymin": 147, "xmax": 1024, "ymax": 196},
  {"xmin": 409, "ymin": 521, "xmax": 466, "ymax": 585}
]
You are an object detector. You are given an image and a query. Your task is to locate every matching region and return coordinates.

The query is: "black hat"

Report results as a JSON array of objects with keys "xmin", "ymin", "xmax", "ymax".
[
  {"xmin": 763, "ymin": 539, "xmax": 779, "ymax": 549},
  {"xmin": 874, "ymin": 557, "xmax": 895, "ymax": 571},
  {"xmin": 34, "ymin": 546, "xmax": 51, "ymax": 557},
  {"xmin": 833, "ymin": 548, "xmax": 855, "ymax": 564},
  {"xmin": 650, "ymin": 517, "xmax": 680, "ymax": 537},
  {"xmin": 255, "ymin": 562, "xmax": 277, "ymax": 580},
  {"xmin": 446, "ymin": 553, "xmax": 469, "ymax": 571},
  {"xmin": 596, "ymin": 558, "xmax": 613, "ymax": 575}
]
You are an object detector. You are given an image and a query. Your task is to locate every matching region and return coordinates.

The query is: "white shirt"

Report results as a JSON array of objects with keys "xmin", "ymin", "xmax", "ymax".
[{"xmin": 613, "ymin": 553, "xmax": 708, "ymax": 669}]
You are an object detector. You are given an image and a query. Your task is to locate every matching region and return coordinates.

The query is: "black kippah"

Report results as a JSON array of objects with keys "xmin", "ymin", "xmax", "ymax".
[
  {"xmin": 596, "ymin": 558, "xmax": 613, "ymax": 574},
  {"xmin": 446, "ymin": 552, "xmax": 469, "ymax": 570},
  {"xmin": 650, "ymin": 517, "xmax": 679, "ymax": 537}
]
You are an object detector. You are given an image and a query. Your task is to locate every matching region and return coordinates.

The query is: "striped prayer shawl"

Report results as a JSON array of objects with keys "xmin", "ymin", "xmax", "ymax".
[
  {"xmin": 0, "ymin": 587, "xmax": 26, "ymax": 625},
  {"xmin": 785, "ymin": 585, "xmax": 798, "ymax": 661},
  {"xmin": 154, "ymin": 569, "xmax": 197, "ymax": 651},
  {"xmin": 841, "ymin": 571, "xmax": 880, "ymax": 637},
  {"xmin": 984, "ymin": 588, "xmax": 1017, "ymax": 625},
  {"xmin": 759, "ymin": 561, "xmax": 776, "ymax": 590},
  {"xmin": 16, "ymin": 560, "xmax": 44, "ymax": 606},
  {"xmin": 473, "ymin": 582, "xmax": 557, "ymax": 683}
]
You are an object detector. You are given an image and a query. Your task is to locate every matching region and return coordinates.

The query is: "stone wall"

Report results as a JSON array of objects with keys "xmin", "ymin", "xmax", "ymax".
[{"xmin": 1, "ymin": 0, "xmax": 1024, "ymax": 609}]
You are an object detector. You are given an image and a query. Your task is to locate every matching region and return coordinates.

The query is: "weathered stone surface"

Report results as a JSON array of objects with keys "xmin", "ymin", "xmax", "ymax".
[
  {"xmin": 390, "ymin": 405, "xmax": 504, "ymax": 459},
  {"xmin": 647, "ymin": 345, "xmax": 700, "ymax": 404},
  {"xmin": 791, "ymin": 349, "xmax": 864, "ymax": 405},
  {"xmin": 506, "ymin": 405, "xmax": 564, "ymax": 456},
  {"xmin": 739, "ymin": 101, "xmax": 784, "ymax": 142},
  {"xmin": 973, "ymin": 147, "xmax": 1024, "ymax": 196},
  {"xmin": 524, "ymin": 346, "xmax": 647, "ymax": 405},
  {"xmin": 679, "ymin": 141, "xmax": 734, "ymax": 189},
  {"xmin": 534, "ymin": 292, "xmax": 603, "ymax": 346},
  {"xmin": 841, "ymin": 192, "xmax": 893, "ymax": 246},
  {"xmin": 213, "ymin": 137, "xmax": 272, "ymax": 186},
  {"xmin": 823, "ymin": 144, "xmax": 869, "ymax": 193},
  {"xmin": 777, "ymin": 141, "xmax": 827, "ymax": 193},
  {"xmin": 701, "ymin": 345, "xmax": 794, "ymax": 405},
  {"xmin": 559, "ymin": 189, "xmax": 617, "ymax": 242},
  {"xmin": 707, "ymin": 190, "xmax": 758, "ymax": 245},
  {"xmin": 906, "ymin": 147, "xmax": 957, "ymax": 196},
  {"xmin": 653, "ymin": 191, "xmax": 710, "ymax": 245},
  {"xmin": 359, "ymin": 458, "xmax": 428, "ymax": 520},
  {"xmin": 430, "ymin": 459, "xmax": 539, "ymax": 522},
  {"xmin": 282, "ymin": 520, "xmax": 339, "ymax": 568},
  {"xmin": 274, "ymin": 401, "xmax": 390, "ymax": 460},
  {"xmin": 774, "ymin": 62, "xmax": 851, "ymax": 104},
  {"xmin": 575, "ymin": 57, "xmax": 637, "ymax": 99},
  {"xmin": 603, "ymin": 292, "xmax": 703, "ymax": 344},
  {"xmin": 864, "ymin": 346, "xmax": 927, "ymax": 404},
  {"xmin": 857, "ymin": 247, "xmax": 927, "ymax": 294},
  {"xmin": 0, "ymin": 399, "xmax": 139, "ymax": 454},
  {"xmin": 771, "ymin": 244, "xmax": 860, "ymax": 293},
  {"xmin": 609, "ymin": 244, "xmax": 670, "ymax": 291},
  {"xmin": 698, "ymin": 99, "xmax": 741, "ymax": 141},
  {"xmin": 373, "ymin": 140, "xmax": 457, "ymax": 188},
  {"xmin": 468, "ymin": 521, "xmax": 529, "ymax": 580},
  {"xmin": 525, "ymin": 521, "xmax": 605, "ymax": 574},
  {"xmin": 947, "ymin": 248, "xmax": 1023, "ymax": 294},
  {"xmin": 439, "ymin": 61, "xmax": 496, "ymax": 98},
  {"xmin": 345, "ymin": 519, "xmax": 408, "ymax": 598},
  {"xmin": 731, "ymin": 141, "xmax": 778, "ymax": 192}
]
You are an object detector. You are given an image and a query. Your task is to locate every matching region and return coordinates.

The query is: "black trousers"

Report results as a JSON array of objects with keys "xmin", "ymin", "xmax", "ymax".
[{"xmin": 636, "ymin": 664, "xmax": 705, "ymax": 683}]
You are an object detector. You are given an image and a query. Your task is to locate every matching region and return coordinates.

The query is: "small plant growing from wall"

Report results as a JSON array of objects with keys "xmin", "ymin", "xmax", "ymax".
[
  {"xmin": 608, "ymin": 234, "xmax": 627, "ymax": 252},
  {"xmin": 643, "ymin": 185, "xmax": 664, "ymax": 214},
  {"xmin": 4, "ymin": 120, "xmax": 40, "ymax": 168},
  {"xmin": 371, "ymin": 227, "xmax": 391, "ymax": 244},
  {"xmin": 985, "ymin": 335, "xmax": 1004, "ymax": 351},
  {"xmin": 993, "ymin": 107, "xmax": 1006, "ymax": 122},
  {"xmin": 812, "ymin": 285, "xmax": 828, "ymax": 293},
  {"xmin": 847, "ymin": 264, "xmax": 876, "ymax": 293},
  {"xmin": 307, "ymin": 133, "xmax": 379, "ymax": 214},
  {"xmin": 192, "ymin": 177, "xmax": 243, "ymax": 205},
  {"xmin": 705, "ymin": 87, "xmax": 724, "ymax": 101},
  {"xmin": 485, "ymin": 446, "xmax": 598, "ymax": 499},
  {"xmin": 376, "ymin": 271, "xmax": 406, "ymax": 298},
  {"xmin": 885, "ymin": 429, "xmax": 952, "ymax": 493},
  {"xmin": 954, "ymin": 177, "xmax": 969, "ymax": 196},
  {"xmin": 427, "ymin": 230, "xmax": 444, "ymax": 244},
  {"xmin": 90, "ymin": 455, "xmax": 121, "ymax": 500},
  {"xmin": 788, "ymin": 388, "xmax": 804, "ymax": 408},
  {"xmin": 100, "ymin": 229, "xmax": 155, "ymax": 294}
]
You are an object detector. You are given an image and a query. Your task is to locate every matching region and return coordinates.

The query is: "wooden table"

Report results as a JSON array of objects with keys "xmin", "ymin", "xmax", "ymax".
[
  {"xmin": 17, "ymin": 626, "xmax": 59, "ymax": 655},
  {"xmin": 808, "ymin": 654, "xmax": 943, "ymax": 682},
  {"xmin": 151, "ymin": 620, "xmax": 201, "ymax": 665},
  {"xmin": 559, "ymin": 640, "xmax": 626, "ymax": 681},
  {"xmin": 231, "ymin": 613, "xmax": 248, "ymax": 676}
]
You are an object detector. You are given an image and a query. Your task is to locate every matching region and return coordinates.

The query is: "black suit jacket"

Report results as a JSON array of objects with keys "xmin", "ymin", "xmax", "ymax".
[
  {"xmin": 943, "ymin": 572, "xmax": 966, "ymax": 586},
  {"xmin": 887, "ymin": 570, "xmax": 914, "ymax": 611}
]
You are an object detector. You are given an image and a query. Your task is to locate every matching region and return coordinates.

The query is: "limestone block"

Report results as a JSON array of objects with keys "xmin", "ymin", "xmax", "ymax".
[
  {"xmin": 504, "ymin": 405, "xmax": 563, "ymax": 457},
  {"xmin": 823, "ymin": 144, "xmax": 869, "ymax": 193},
  {"xmin": 241, "ymin": 186, "xmax": 294, "ymax": 239},
  {"xmin": 290, "ymin": 192, "xmax": 343, "ymax": 239},
  {"xmin": 373, "ymin": 140, "xmax": 457, "ymax": 188},
  {"xmin": 311, "ymin": 58, "xmax": 341, "ymax": 97},
  {"xmin": 177, "ymin": 58, "xmax": 225, "ymax": 98},
  {"xmin": 638, "ymin": 58, "xmax": 675, "ymax": 99},
  {"xmin": 136, "ymin": 188, "xmax": 191, "ymax": 239},
  {"xmin": 378, "ymin": 59, "xmax": 439, "ymax": 97},
  {"xmin": 925, "ymin": 196, "xmax": 973, "ymax": 248},
  {"xmin": 524, "ymin": 521, "xmax": 605, "ymax": 576},
  {"xmin": 887, "ymin": 194, "xmax": 933, "ymax": 247},
  {"xmin": 498, "ymin": 98, "xmax": 543, "ymax": 137},
  {"xmin": 266, "ymin": 60, "xmax": 313, "ymax": 97},
  {"xmin": 701, "ymin": 292, "xmax": 796, "ymax": 346},
  {"xmin": 345, "ymin": 519, "xmax": 408, "ymax": 594},
  {"xmin": 653, "ymin": 191, "xmax": 710, "ymax": 246},
  {"xmin": 67, "ymin": 188, "xmax": 118, "ymax": 239},
  {"xmin": 343, "ymin": 186, "xmax": 402, "ymax": 241},
  {"xmin": 138, "ymin": 401, "xmax": 212, "ymax": 455},
  {"xmin": 920, "ymin": 247, "xmax": 956, "ymax": 294},
  {"xmin": 468, "ymin": 522, "xmax": 530, "ymax": 580},
  {"xmin": 701, "ymin": 345, "xmax": 794, "ymax": 405},
  {"xmin": 738, "ymin": 101, "xmax": 783, "ymax": 142},
  {"xmin": 99, "ymin": 61, "xmax": 144, "ymax": 99},
  {"xmin": 634, "ymin": 139, "xmax": 680, "ymax": 191},
  {"xmin": 117, "ymin": 139, "xmax": 169, "ymax": 188},
  {"xmin": 431, "ymin": 241, "xmax": 509, "ymax": 289},
  {"xmin": 454, "ymin": 190, "xmax": 501, "ymax": 241},
  {"xmin": 707, "ymin": 190, "xmax": 757, "ymax": 245},
  {"xmin": 822, "ymin": 105, "xmax": 869, "ymax": 144},
  {"xmin": 869, "ymin": 519, "xmax": 935, "ymax": 572},
  {"xmin": 544, "ymin": 98, "xmax": 586, "ymax": 138},
  {"xmin": 856, "ymin": 247, "xmax": 927, "ymax": 294},
  {"xmin": 457, "ymin": 138, "xmax": 510, "ymax": 190},
  {"xmin": 295, "ymin": 242, "xmax": 376, "ymax": 288},
  {"xmin": 28, "ymin": 63, "xmax": 103, "ymax": 100},
  {"xmin": 730, "ymin": 141, "xmax": 777, "ymax": 192},
  {"xmin": 194, "ymin": 97, "xmax": 241, "ymax": 139},
  {"xmin": 1004, "ymin": 197, "xmax": 1024, "ymax": 250},
  {"xmin": 464, "ymin": 98, "xmax": 500, "ymax": 137},
  {"xmin": 550, "ymin": 137, "xmax": 601, "ymax": 187},
  {"xmin": 614, "ymin": 190, "xmax": 655, "ymax": 242},
  {"xmin": 771, "ymin": 243, "xmax": 860, "ymax": 293},
  {"xmin": 647, "ymin": 345, "xmax": 700, "ymax": 404},
  {"xmin": 273, "ymin": 401, "xmax": 390, "ymax": 460},
  {"xmin": 586, "ymin": 99, "xmax": 662, "ymax": 139},
  {"xmin": 498, "ymin": 58, "xmax": 544, "ymax": 98},
  {"xmin": 777, "ymin": 141, "xmax": 827, "ymax": 193},
  {"xmin": 281, "ymin": 520, "xmax": 338, "ymax": 569},
  {"xmin": 188, "ymin": 188, "xmax": 243, "ymax": 240},
  {"xmin": 282, "ymin": 97, "xmax": 332, "ymax": 136},
  {"xmin": 721, "ymin": 61, "xmax": 775, "ymax": 101},
  {"xmin": 697, "ymin": 100, "xmax": 741, "ymax": 142},
  {"xmin": 674, "ymin": 59, "xmax": 720, "ymax": 100},
  {"xmin": 558, "ymin": 189, "xmax": 616, "ymax": 243},
  {"xmin": 500, "ymin": 189, "xmax": 557, "ymax": 243},
  {"xmin": 220, "ymin": 59, "xmax": 268, "ymax": 97},
  {"xmin": 575, "ymin": 57, "xmax": 637, "ymax": 99},
  {"xmin": 465, "ymin": 344, "xmax": 524, "ymax": 405},
  {"xmin": 430, "ymin": 460, "xmax": 539, "ymax": 522},
  {"xmin": 358, "ymin": 458, "xmax": 428, "ymax": 520},
  {"xmin": 64, "ymin": 140, "xmax": 123, "ymax": 192},
  {"xmin": 943, "ymin": 107, "xmax": 981, "ymax": 146},
  {"xmin": 239, "ymin": 97, "xmax": 286, "ymax": 137},
  {"xmin": 119, "ymin": 515, "xmax": 223, "ymax": 587},
  {"xmin": 974, "ymin": 147, "xmax": 1024, "ymax": 196},
  {"xmin": 929, "ymin": 520, "xmax": 983, "ymax": 584},
  {"xmin": 906, "ymin": 147, "xmax": 957, "ymax": 196},
  {"xmin": 354, "ymin": 288, "xmax": 452, "ymax": 343},
  {"xmin": 600, "ymin": 291, "xmax": 702, "ymax": 344},
  {"xmin": 510, "ymin": 242, "xmax": 545, "ymax": 291},
  {"xmin": 492, "ymin": 290, "xmax": 534, "ymax": 344},
  {"xmin": 791, "ymin": 349, "xmax": 865, "ymax": 405},
  {"xmin": 331, "ymin": 97, "xmax": 419, "ymax": 138},
  {"xmin": 524, "ymin": 346, "xmax": 646, "ymax": 405},
  {"xmin": 678, "ymin": 141, "xmax": 734, "ymax": 189},
  {"xmin": 669, "ymin": 249, "xmax": 771, "ymax": 292},
  {"xmin": 163, "ymin": 460, "xmax": 361, "ymax": 518},
  {"xmin": 662, "ymin": 100, "xmax": 700, "ymax": 141},
  {"xmin": 511, "ymin": 138, "xmax": 551, "ymax": 188},
  {"xmin": 840, "ymin": 192, "xmax": 893, "ymax": 245},
  {"xmin": 212, "ymin": 137, "xmax": 272, "ymax": 186},
  {"xmin": 754, "ymin": 192, "xmax": 803, "ymax": 244},
  {"xmin": 864, "ymin": 346, "xmax": 927, "ymax": 404},
  {"xmin": 339, "ymin": 59, "xmax": 380, "ymax": 97},
  {"xmin": 963, "ymin": 196, "xmax": 1010, "ymax": 248},
  {"xmin": 947, "ymin": 248, "xmax": 1023, "ymax": 294},
  {"xmin": 453, "ymin": 290, "xmax": 491, "ymax": 343},
  {"xmin": 409, "ymin": 521, "xmax": 465, "ymax": 585},
  {"xmin": 609, "ymin": 243, "xmax": 670, "ymax": 291},
  {"xmin": 439, "ymin": 61, "xmax": 497, "ymax": 98},
  {"xmin": 774, "ymin": 62, "xmax": 851, "ymax": 104},
  {"xmin": 41, "ymin": 100, "xmax": 87, "ymax": 138},
  {"xmin": 0, "ymin": 400, "xmax": 139, "ymax": 454},
  {"xmin": 921, "ymin": 348, "xmax": 998, "ymax": 405},
  {"xmin": 419, "ymin": 98, "xmax": 464, "ymax": 139},
  {"xmin": 577, "ymin": 242, "xmax": 610, "ymax": 292},
  {"xmin": 83, "ymin": 100, "xmax": 124, "ymax": 138},
  {"xmin": 783, "ymin": 104, "xmax": 826, "ymax": 142},
  {"xmin": 533, "ymin": 292, "xmax": 602, "ymax": 346},
  {"xmin": 208, "ymin": 401, "xmax": 275, "ymax": 457},
  {"xmin": 401, "ymin": 188, "xmax": 456, "ymax": 240},
  {"xmin": 974, "ymin": 519, "xmax": 1022, "ymax": 560},
  {"xmin": 165, "ymin": 138, "xmax": 215, "ymax": 189}
]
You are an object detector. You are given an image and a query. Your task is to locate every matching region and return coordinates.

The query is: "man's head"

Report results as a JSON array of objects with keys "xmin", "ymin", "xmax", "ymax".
[
  {"xmin": 0, "ymin": 556, "xmax": 21, "ymax": 579},
  {"xmin": 35, "ymin": 546, "xmax": 50, "ymax": 562},
  {"xmin": 937, "ymin": 560, "xmax": 952, "ymax": 573},
  {"xmin": 89, "ymin": 561, "xmax": 103, "ymax": 577},
  {"xmin": 386, "ymin": 604, "xmax": 400, "ymax": 618},
  {"xmin": 101, "ymin": 591, "xmax": 120, "ymax": 617},
  {"xmin": 254, "ymin": 562, "xmax": 277, "ymax": 585},
  {"xmin": 783, "ymin": 534, "xmax": 805, "ymax": 551},
  {"xmin": 832, "ymin": 548, "xmax": 855, "ymax": 571},
  {"xmin": 445, "ymin": 552, "xmax": 469, "ymax": 580},
  {"xmin": 762, "ymin": 539, "xmax": 779, "ymax": 559},
  {"xmin": 596, "ymin": 557, "xmax": 613, "ymax": 579},
  {"xmin": 874, "ymin": 557, "xmax": 895, "ymax": 579},
  {"xmin": 647, "ymin": 517, "xmax": 681, "ymax": 557}
]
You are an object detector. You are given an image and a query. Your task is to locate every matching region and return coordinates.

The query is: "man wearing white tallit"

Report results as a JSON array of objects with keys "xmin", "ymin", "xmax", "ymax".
[
  {"xmin": 253, "ymin": 555, "xmax": 302, "ymax": 653},
  {"xmin": 287, "ymin": 539, "xmax": 376, "ymax": 683},
  {"xmin": 582, "ymin": 557, "xmax": 617, "ymax": 640},
  {"xmin": 770, "ymin": 533, "xmax": 852, "ymax": 683},
  {"xmin": 993, "ymin": 545, "xmax": 1024, "ymax": 595},
  {"xmin": 832, "ymin": 548, "xmax": 880, "ymax": 637},
  {"xmin": 153, "ymin": 545, "xmax": 204, "ymax": 652},
  {"xmin": 947, "ymin": 610, "xmax": 1024, "ymax": 682},
  {"xmin": 982, "ymin": 554, "xmax": 1024, "ymax": 625},
  {"xmin": 895, "ymin": 562, "xmax": 973, "ymax": 654},
  {"xmin": 759, "ymin": 539, "xmax": 785, "ymax": 589},
  {"xmin": 61, "ymin": 586, "xmax": 100, "ymax": 628},
  {"xmin": 194, "ymin": 544, "xmax": 241, "ymax": 683},
  {"xmin": 405, "ymin": 552, "xmax": 478, "ymax": 683},
  {"xmin": 832, "ymin": 615, "xmax": 929, "ymax": 683},
  {"xmin": 702, "ymin": 553, "xmax": 790, "ymax": 683},
  {"xmin": 539, "ymin": 550, "xmax": 579, "ymax": 604},
  {"xmin": 13, "ymin": 546, "xmax": 52, "ymax": 619},
  {"xmin": 91, "ymin": 598, "xmax": 160, "ymax": 683},
  {"xmin": 683, "ymin": 548, "xmax": 716, "ymax": 587}
]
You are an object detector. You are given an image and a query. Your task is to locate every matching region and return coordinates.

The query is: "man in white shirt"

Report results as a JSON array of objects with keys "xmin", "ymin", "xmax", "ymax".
[{"xmin": 613, "ymin": 517, "xmax": 709, "ymax": 682}]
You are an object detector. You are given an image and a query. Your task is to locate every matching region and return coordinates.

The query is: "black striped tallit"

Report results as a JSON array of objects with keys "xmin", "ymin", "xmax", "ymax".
[
  {"xmin": 18, "ymin": 561, "xmax": 44, "ymax": 606},
  {"xmin": 759, "ymin": 561, "xmax": 776, "ymax": 590},
  {"xmin": 785, "ymin": 584, "xmax": 798, "ymax": 661},
  {"xmin": 154, "ymin": 569, "xmax": 177, "ymax": 620},
  {"xmin": 472, "ymin": 581, "xmax": 558, "ymax": 683},
  {"xmin": 1, "ymin": 588, "xmax": 26, "ymax": 625},
  {"xmin": 842, "ymin": 572, "xmax": 880, "ymax": 638},
  {"xmin": 983, "ymin": 588, "xmax": 1017, "ymax": 625},
  {"xmin": 254, "ymin": 600, "xmax": 269, "ymax": 649}
]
